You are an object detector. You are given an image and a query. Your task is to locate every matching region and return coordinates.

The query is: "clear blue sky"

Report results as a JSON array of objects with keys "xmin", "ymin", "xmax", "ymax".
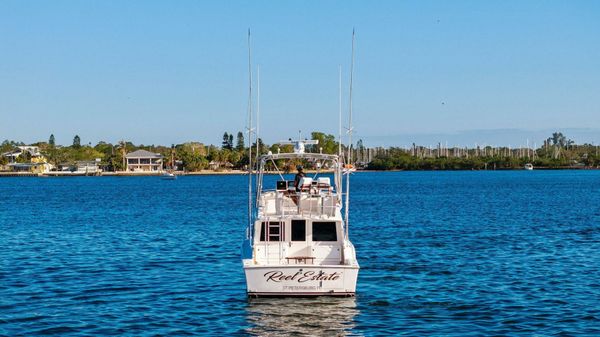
[{"xmin": 1, "ymin": 1, "xmax": 599, "ymax": 147}]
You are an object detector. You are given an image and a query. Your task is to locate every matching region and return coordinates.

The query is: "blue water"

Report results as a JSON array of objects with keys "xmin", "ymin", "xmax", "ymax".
[{"xmin": 1, "ymin": 171, "xmax": 599, "ymax": 336}]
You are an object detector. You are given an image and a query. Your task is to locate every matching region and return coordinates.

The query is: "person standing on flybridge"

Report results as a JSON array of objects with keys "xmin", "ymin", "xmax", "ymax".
[
  {"xmin": 294, "ymin": 165, "xmax": 305, "ymax": 191},
  {"xmin": 291, "ymin": 165, "xmax": 305, "ymax": 204}
]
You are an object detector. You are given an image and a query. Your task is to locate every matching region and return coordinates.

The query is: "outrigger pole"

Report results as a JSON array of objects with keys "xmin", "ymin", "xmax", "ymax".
[
  {"xmin": 255, "ymin": 66, "xmax": 262, "ymax": 209},
  {"xmin": 338, "ymin": 65, "xmax": 344, "ymax": 213},
  {"xmin": 344, "ymin": 29, "xmax": 355, "ymax": 239},
  {"xmin": 348, "ymin": 29, "xmax": 355, "ymax": 165},
  {"xmin": 338, "ymin": 65, "xmax": 342, "ymax": 157},
  {"xmin": 247, "ymin": 29, "xmax": 254, "ymax": 237},
  {"xmin": 256, "ymin": 65, "xmax": 260, "ymax": 170}
]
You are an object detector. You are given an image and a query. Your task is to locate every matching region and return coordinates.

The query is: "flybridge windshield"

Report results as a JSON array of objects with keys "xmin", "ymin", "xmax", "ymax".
[
  {"xmin": 259, "ymin": 153, "xmax": 339, "ymax": 161},
  {"xmin": 258, "ymin": 153, "xmax": 341, "ymax": 170},
  {"xmin": 257, "ymin": 152, "xmax": 343, "ymax": 196}
]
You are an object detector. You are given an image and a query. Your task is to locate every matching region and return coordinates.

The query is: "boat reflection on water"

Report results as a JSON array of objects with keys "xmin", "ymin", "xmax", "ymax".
[{"xmin": 245, "ymin": 297, "xmax": 359, "ymax": 336}]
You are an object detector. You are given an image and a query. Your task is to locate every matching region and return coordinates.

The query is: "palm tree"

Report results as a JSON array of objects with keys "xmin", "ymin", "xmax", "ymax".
[{"xmin": 117, "ymin": 140, "xmax": 128, "ymax": 171}]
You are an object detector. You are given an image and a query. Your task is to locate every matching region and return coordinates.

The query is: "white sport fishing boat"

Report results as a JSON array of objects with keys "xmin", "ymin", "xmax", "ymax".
[
  {"xmin": 241, "ymin": 140, "xmax": 359, "ymax": 297},
  {"xmin": 241, "ymin": 29, "xmax": 359, "ymax": 297}
]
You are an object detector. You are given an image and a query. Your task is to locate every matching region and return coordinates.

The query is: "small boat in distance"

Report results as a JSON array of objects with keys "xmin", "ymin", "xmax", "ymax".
[
  {"xmin": 524, "ymin": 163, "xmax": 534, "ymax": 170},
  {"xmin": 161, "ymin": 171, "xmax": 176, "ymax": 180}
]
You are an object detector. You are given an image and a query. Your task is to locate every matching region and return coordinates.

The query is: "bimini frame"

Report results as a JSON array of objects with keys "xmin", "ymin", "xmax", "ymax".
[{"xmin": 255, "ymin": 152, "xmax": 343, "ymax": 205}]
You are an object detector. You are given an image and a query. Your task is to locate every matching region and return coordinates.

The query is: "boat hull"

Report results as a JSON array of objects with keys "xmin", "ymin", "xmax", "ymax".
[{"xmin": 243, "ymin": 263, "xmax": 358, "ymax": 297}]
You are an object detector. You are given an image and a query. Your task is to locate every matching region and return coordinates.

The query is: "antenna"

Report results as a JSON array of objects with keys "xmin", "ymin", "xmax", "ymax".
[{"xmin": 247, "ymin": 29, "xmax": 253, "ymax": 231}]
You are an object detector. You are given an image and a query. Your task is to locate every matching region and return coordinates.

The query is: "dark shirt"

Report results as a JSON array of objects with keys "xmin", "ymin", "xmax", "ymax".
[{"xmin": 294, "ymin": 172, "xmax": 305, "ymax": 191}]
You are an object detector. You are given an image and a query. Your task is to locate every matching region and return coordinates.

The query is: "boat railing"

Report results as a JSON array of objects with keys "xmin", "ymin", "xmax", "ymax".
[{"xmin": 259, "ymin": 189, "xmax": 339, "ymax": 217}]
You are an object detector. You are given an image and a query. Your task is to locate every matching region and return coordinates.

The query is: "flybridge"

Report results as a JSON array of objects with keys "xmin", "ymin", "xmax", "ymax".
[{"xmin": 256, "ymin": 151, "xmax": 342, "ymax": 218}]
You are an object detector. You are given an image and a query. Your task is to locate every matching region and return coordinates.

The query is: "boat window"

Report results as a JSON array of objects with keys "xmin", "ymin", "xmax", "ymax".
[
  {"xmin": 291, "ymin": 220, "xmax": 306, "ymax": 241},
  {"xmin": 259, "ymin": 222, "xmax": 283, "ymax": 242},
  {"xmin": 312, "ymin": 221, "xmax": 337, "ymax": 241}
]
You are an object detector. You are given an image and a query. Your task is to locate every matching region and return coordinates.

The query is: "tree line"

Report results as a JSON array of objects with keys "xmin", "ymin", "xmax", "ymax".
[
  {"xmin": 0, "ymin": 131, "xmax": 343, "ymax": 172},
  {"xmin": 2, "ymin": 131, "xmax": 599, "ymax": 171},
  {"xmin": 367, "ymin": 132, "xmax": 600, "ymax": 170}
]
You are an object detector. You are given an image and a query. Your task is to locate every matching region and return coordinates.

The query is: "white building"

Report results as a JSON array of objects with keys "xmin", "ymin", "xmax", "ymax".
[
  {"xmin": 2, "ymin": 146, "xmax": 43, "ymax": 163},
  {"xmin": 125, "ymin": 150, "xmax": 163, "ymax": 172},
  {"xmin": 76, "ymin": 159, "xmax": 102, "ymax": 174}
]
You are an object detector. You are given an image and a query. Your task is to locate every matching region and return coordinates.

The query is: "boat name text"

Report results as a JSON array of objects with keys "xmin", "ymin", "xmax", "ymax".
[{"xmin": 264, "ymin": 270, "xmax": 341, "ymax": 283}]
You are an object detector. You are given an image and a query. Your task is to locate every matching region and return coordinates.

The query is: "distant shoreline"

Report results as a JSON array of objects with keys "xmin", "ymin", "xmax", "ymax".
[
  {"xmin": 364, "ymin": 166, "xmax": 599, "ymax": 172},
  {"xmin": 0, "ymin": 170, "xmax": 248, "ymax": 177},
  {"xmin": 0, "ymin": 169, "xmax": 330, "ymax": 177},
  {"xmin": 1, "ymin": 167, "xmax": 598, "ymax": 177}
]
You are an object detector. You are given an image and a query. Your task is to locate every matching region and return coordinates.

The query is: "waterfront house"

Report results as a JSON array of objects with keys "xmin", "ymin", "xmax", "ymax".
[
  {"xmin": 125, "ymin": 150, "xmax": 163, "ymax": 172},
  {"xmin": 6, "ymin": 162, "xmax": 52, "ymax": 174},
  {"xmin": 76, "ymin": 159, "xmax": 102, "ymax": 174},
  {"xmin": 2, "ymin": 146, "xmax": 44, "ymax": 163},
  {"xmin": 174, "ymin": 160, "xmax": 183, "ymax": 171},
  {"xmin": 2, "ymin": 146, "xmax": 52, "ymax": 173},
  {"xmin": 2, "ymin": 149, "xmax": 21, "ymax": 163},
  {"xmin": 59, "ymin": 163, "xmax": 75, "ymax": 172},
  {"xmin": 209, "ymin": 160, "xmax": 234, "ymax": 170}
]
